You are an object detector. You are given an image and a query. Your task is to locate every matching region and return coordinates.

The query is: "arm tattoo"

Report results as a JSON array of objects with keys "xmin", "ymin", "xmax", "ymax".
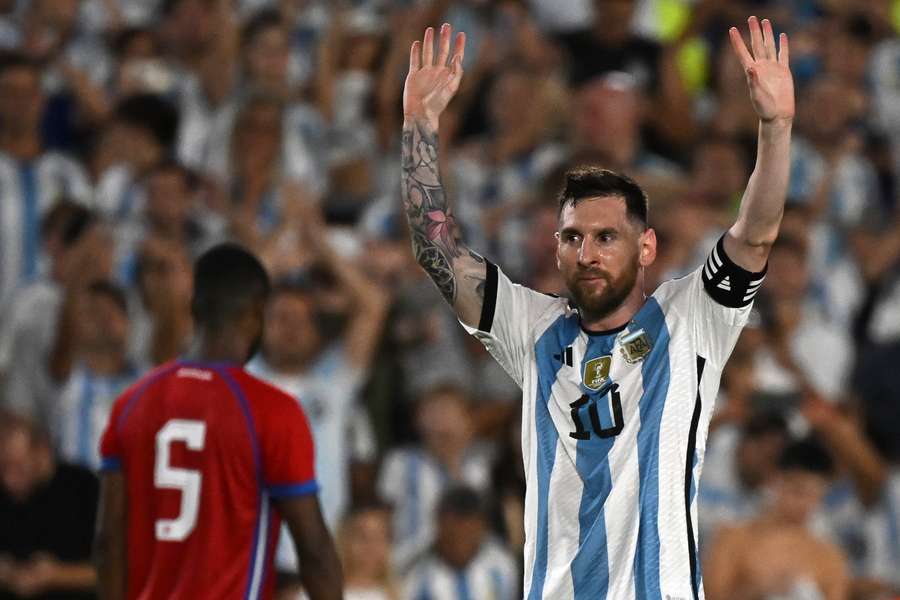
[{"xmin": 401, "ymin": 118, "xmax": 481, "ymax": 303}]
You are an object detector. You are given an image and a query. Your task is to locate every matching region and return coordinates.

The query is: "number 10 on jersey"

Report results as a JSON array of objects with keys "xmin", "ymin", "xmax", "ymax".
[{"xmin": 569, "ymin": 383, "xmax": 624, "ymax": 440}]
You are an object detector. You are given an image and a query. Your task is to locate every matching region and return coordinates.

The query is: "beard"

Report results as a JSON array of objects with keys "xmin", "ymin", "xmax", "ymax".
[{"xmin": 565, "ymin": 258, "xmax": 640, "ymax": 321}]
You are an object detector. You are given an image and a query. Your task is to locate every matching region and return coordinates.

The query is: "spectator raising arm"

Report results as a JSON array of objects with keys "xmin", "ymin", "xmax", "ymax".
[
  {"xmin": 298, "ymin": 199, "xmax": 389, "ymax": 370},
  {"xmin": 402, "ymin": 24, "xmax": 487, "ymax": 328}
]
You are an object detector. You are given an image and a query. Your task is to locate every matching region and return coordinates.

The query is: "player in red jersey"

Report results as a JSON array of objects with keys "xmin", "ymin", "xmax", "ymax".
[{"xmin": 94, "ymin": 244, "xmax": 342, "ymax": 600}]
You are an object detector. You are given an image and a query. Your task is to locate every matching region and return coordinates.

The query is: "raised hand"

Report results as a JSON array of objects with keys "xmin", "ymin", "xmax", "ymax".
[
  {"xmin": 403, "ymin": 23, "xmax": 466, "ymax": 127},
  {"xmin": 729, "ymin": 17, "xmax": 794, "ymax": 123}
]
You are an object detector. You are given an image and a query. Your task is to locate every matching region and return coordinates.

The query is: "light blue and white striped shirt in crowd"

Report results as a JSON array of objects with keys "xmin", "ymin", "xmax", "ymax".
[
  {"xmin": 378, "ymin": 446, "xmax": 493, "ymax": 572},
  {"xmin": 402, "ymin": 540, "xmax": 518, "ymax": 600},
  {"xmin": 54, "ymin": 364, "xmax": 141, "ymax": 471},
  {"xmin": 0, "ymin": 151, "xmax": 91, "ymax": 307},
  {"xmin": 462, "ymin": 235, "xmax": 765, "ymax": 599}
]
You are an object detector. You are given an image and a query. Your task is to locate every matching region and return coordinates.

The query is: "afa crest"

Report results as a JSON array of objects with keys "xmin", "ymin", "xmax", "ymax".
[{"xmin": 582, "ymin": 355, "xmax": 612, "ymax": 391}]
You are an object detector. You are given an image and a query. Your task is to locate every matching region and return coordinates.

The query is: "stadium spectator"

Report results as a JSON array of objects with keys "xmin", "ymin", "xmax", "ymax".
[
  {"xmin": 558, "ymin": 0, "xmax": 694, "ymax": 150},
  {"xmin": 788, "ymin": 74, "xmax": 881, "ymax": 328},
  {"xmin": 128, "ymin": 236, "xmax": 194, "ymax": 365},
  {"xmin": 337, "ymin": 503, "xmax": 399, "ymax": 600},
  {"xmin": 0, "ymin": 52, "xmax": 92, "ymax": 307},
  {"xmin": 569, "ymin": 72, "xmax": 680, "ymax": 184},
  {"xmin": 248, "ymin": 198, "xmax": 387, "ymax": 575},
  {"xmin": 402, "ymin": 486, "xmax": 517, "ymax": 600},
  {"xmin": 704, "ymin": 438, "xmax": 849, "ymax": 600},
  {"xmin": 378, "ymin": 385, "xmax": 492, "ymax": 572},
  {"xmin": 699, "ymin": 411, "xmax": 790, "ymax": 545},
  {"xmin": 753, "ymin": 234, "xmax": 853, "ymax": 402},
  {"xmin": 93, "ymin": 93, "xmax": 179, "ymax": 223},
  {"xmin": 450, "ymin": 65, "xmax": 566, "ymax": 278},
  {"xmin": 0, "ymin": 411, "xmax": 98, "ymax": 599},
  {"xmin": 48, "ymin": 280, "xmax": 140, "ymax": 470},
  {"xmin": 0, "ymin": 207, "xmax": 112, "ymax": 425}
]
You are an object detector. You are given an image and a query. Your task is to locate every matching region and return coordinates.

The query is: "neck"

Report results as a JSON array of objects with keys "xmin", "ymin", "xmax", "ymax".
[
  {"xmin": 579, "ymin": 278, "xmax": 646, "ymax": 333},
  {"xmin": 344, "ymin": 571, "xmax": 380, "ymax": 588},
  {"xmin": 148, "ymin": 217, "xmax": 187, "ymax": 241},
  {"xmin": 186, "ymin": 330, "xmax": 251, "ymax": 366},
  {"xmin": 264, "ymin": 351, "xmax": 311, "ymax": 376},
  {"xmin": 0, "ymin": 130, "xmax": 41, "ymax": 160}
]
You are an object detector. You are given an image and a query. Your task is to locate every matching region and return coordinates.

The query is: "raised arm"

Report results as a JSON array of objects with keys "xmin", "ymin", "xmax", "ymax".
[
  {"xmin": 402, "ymin": 24, "xmax": 487, "ymax": 328},
  {"xmin": 724, "ymin": 17, "xmax": 795, "ymax": 272}
]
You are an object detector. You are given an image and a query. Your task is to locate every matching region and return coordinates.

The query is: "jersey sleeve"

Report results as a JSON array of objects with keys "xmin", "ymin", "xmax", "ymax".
[
  {"xmin": 661, "ymin": 234, "xmax": 767, "ymax": 368},
  {"xmin": 460, "ymin": 261, "xmax": 563, "ymax": 386},
  {"xmin": 258, "ymin": 392, "xmax": 319, "ymax": 499}
]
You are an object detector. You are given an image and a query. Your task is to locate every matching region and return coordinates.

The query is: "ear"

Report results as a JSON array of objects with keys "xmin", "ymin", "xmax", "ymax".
[
  {"xmin": 554, "ymin": 231, "xmax": 562, "ymax": 271},
  {"xmin": 639, "ymin": 227, "xmax": 657, "ymax": 267}
]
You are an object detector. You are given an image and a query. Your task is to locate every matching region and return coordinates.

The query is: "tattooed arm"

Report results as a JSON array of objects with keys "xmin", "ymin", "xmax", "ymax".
[{"xmin": 402, "ymin": 24, "xmax": 486, "ymax": 327}]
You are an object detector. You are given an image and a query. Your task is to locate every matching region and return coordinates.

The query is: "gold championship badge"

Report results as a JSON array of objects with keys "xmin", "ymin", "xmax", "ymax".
[{"xmin": 583, "ymin": 355, "xmax": 612, "ymax": 391}]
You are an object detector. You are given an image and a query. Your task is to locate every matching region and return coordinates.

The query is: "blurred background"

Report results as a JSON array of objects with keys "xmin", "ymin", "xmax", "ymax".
[{"xmin": 0, "ymin": 0, "xmax": 899, "ymax": 598}]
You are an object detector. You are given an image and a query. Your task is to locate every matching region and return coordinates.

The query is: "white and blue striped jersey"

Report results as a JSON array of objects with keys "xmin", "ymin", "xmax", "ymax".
[
  {"xmin": 402, "ymin": 539, "xmax": 518, "ymax": 600},
  {"xmin": 54, "ymin": 363, "xmax": 142, "ymax": 470},
  {"xmin": 462, "ymin": 235, "xmax": 765, "ymax": 600},
  {"xmin": 860, "ymin": 471, "xmax": 900, "ymax": 588},
  {"xmin": 378, "ymin": 445, "xmax": 493, "ymax": 572},
  {"xmin": 0, "ymin": 151, "xmax": 91, "ymax": 306}
]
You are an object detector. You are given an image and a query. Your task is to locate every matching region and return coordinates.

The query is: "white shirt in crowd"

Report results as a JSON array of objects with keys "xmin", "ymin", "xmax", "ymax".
[{"xmin": 402, "ymin": 540, "xmax": 518, "ymax": 600}]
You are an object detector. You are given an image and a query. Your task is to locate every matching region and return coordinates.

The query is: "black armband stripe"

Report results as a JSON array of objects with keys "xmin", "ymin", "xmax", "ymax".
[
  {"xmin": 701, "ymin": 235, "xmax": 767, "ymax": 308},
  {"xmin": 478, "ymin": 261, "xmax": 499, "ymax": 332}
]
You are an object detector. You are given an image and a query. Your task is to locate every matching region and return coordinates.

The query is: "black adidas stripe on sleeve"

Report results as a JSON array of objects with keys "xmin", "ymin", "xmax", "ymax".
[
  {"xmin": 701, "ymin": 235, "xmax": 767, "ymax": 308},
  {"xmin": 477, "ymin": 261, "xmax": 499, "ymax": 332}
]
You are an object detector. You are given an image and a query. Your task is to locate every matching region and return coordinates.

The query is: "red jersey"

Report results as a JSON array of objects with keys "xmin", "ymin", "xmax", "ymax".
[{"xmin": 99, "ymin": 361, "xmax": 317, "ymax": 600}]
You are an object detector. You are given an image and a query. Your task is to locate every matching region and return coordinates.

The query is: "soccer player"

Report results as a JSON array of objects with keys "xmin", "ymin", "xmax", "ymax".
[
  {"xmin": 401, "ymin": 18, "xmax": 793, "ymax": 600},
  {"xmin": 94, "ymin": 244, "xmax": 342, "ymax": 600}
]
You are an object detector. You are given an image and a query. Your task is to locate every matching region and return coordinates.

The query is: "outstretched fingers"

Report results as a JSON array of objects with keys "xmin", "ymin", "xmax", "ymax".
[
  {"xmin": 729, "ymin": 26, "xmax": 754, "ymax": 70},
  {"xmin": 778, "ymin": 32, "xmax": 790, "ymax": 66},
  {"xmin": 409, "ymin": 40, "xmax": 421, "ymax": 72},
  {"xmin": 437, "ymin": 23, "xmax": 452, "ymax": 66},
  {"xmin": 422, "ymin": 26, "xmax": 434, "ymax": 66},
  {"xmin": 452, "ymin": 31, "xmax": 466, "ymax": 66},
  {"xmin": 762, "ymin": 18, "xmax": 777, "ymax": 60},
  {"xmin": 748, "ymin": 16, "xmax": 765, "ymax": 61}
]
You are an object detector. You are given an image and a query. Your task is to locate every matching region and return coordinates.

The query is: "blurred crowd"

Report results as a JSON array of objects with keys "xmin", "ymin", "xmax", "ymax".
[{"xmin": 0, "ymin": 0, "xmax": 899, "ymax": 598}]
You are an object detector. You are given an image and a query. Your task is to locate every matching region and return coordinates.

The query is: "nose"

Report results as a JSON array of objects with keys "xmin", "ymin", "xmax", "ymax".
[{"xmin": 577, "ymin": 238, "xmax": 601, "ymax": 268}]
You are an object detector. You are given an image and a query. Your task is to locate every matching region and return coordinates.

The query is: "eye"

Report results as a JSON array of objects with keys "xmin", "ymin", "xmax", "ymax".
[
  {"xmin": 564, "ymin": 233, "xmax": 581, "ymax": 244},
  {"xmin": 599, "ymin": 232, "xmax": 616, "ymax": 243}
]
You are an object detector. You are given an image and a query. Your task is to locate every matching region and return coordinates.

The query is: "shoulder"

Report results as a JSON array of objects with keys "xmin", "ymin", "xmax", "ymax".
[
  {"xmin": 479, "ymin": 538, "xmax": 517, "ymax": 570},
  {"xmin": 228, "ymin": 367, "xmax": 301, "ymax": 412},
  {"xmin": 39, "ymin": 150, "xmax": 87, "ymax": 172}
]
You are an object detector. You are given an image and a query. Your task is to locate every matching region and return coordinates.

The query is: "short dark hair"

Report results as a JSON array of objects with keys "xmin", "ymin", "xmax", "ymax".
[
  {"xmin": 87, "ymin": 280, "xmax": 129, "ymax": 316},
  {"xmin": 557, "ymin": 167, "xmax": 648, "ymax": 227},
  {"xmin": 742, "ymin": 411, "xmax": 788, "ymax": 440},
  {"xmin": 772, "ymin": 233, "xmax": 808, "ymax": 259},
  {"xmin": 191, "ymin": 244, "xmax": 271, "ymax": 330},
  {"xmin": 114, "ymin": 93, "xmax": 179, "ymax": 150},
  {"xmin": 242, "ymin": 9, "xmax": 283, "ymax": 49},
  {"xmin": 40, "ymin": 200, "xmax": 94, "ymax": 247},
  {"xmin": 0, "ymin": 51, "xmax": 38, "ymax": 78},
  {"xmin": 145, "ymin": 158, "xmax": 197, "ymax": 190},
  {"xmin": 437, "ymin": 486, "xmax": 486, "ymax": 519},
  {"xmin": 778, "ymin": 437, "xmax": 835, "ymax": 478}
]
